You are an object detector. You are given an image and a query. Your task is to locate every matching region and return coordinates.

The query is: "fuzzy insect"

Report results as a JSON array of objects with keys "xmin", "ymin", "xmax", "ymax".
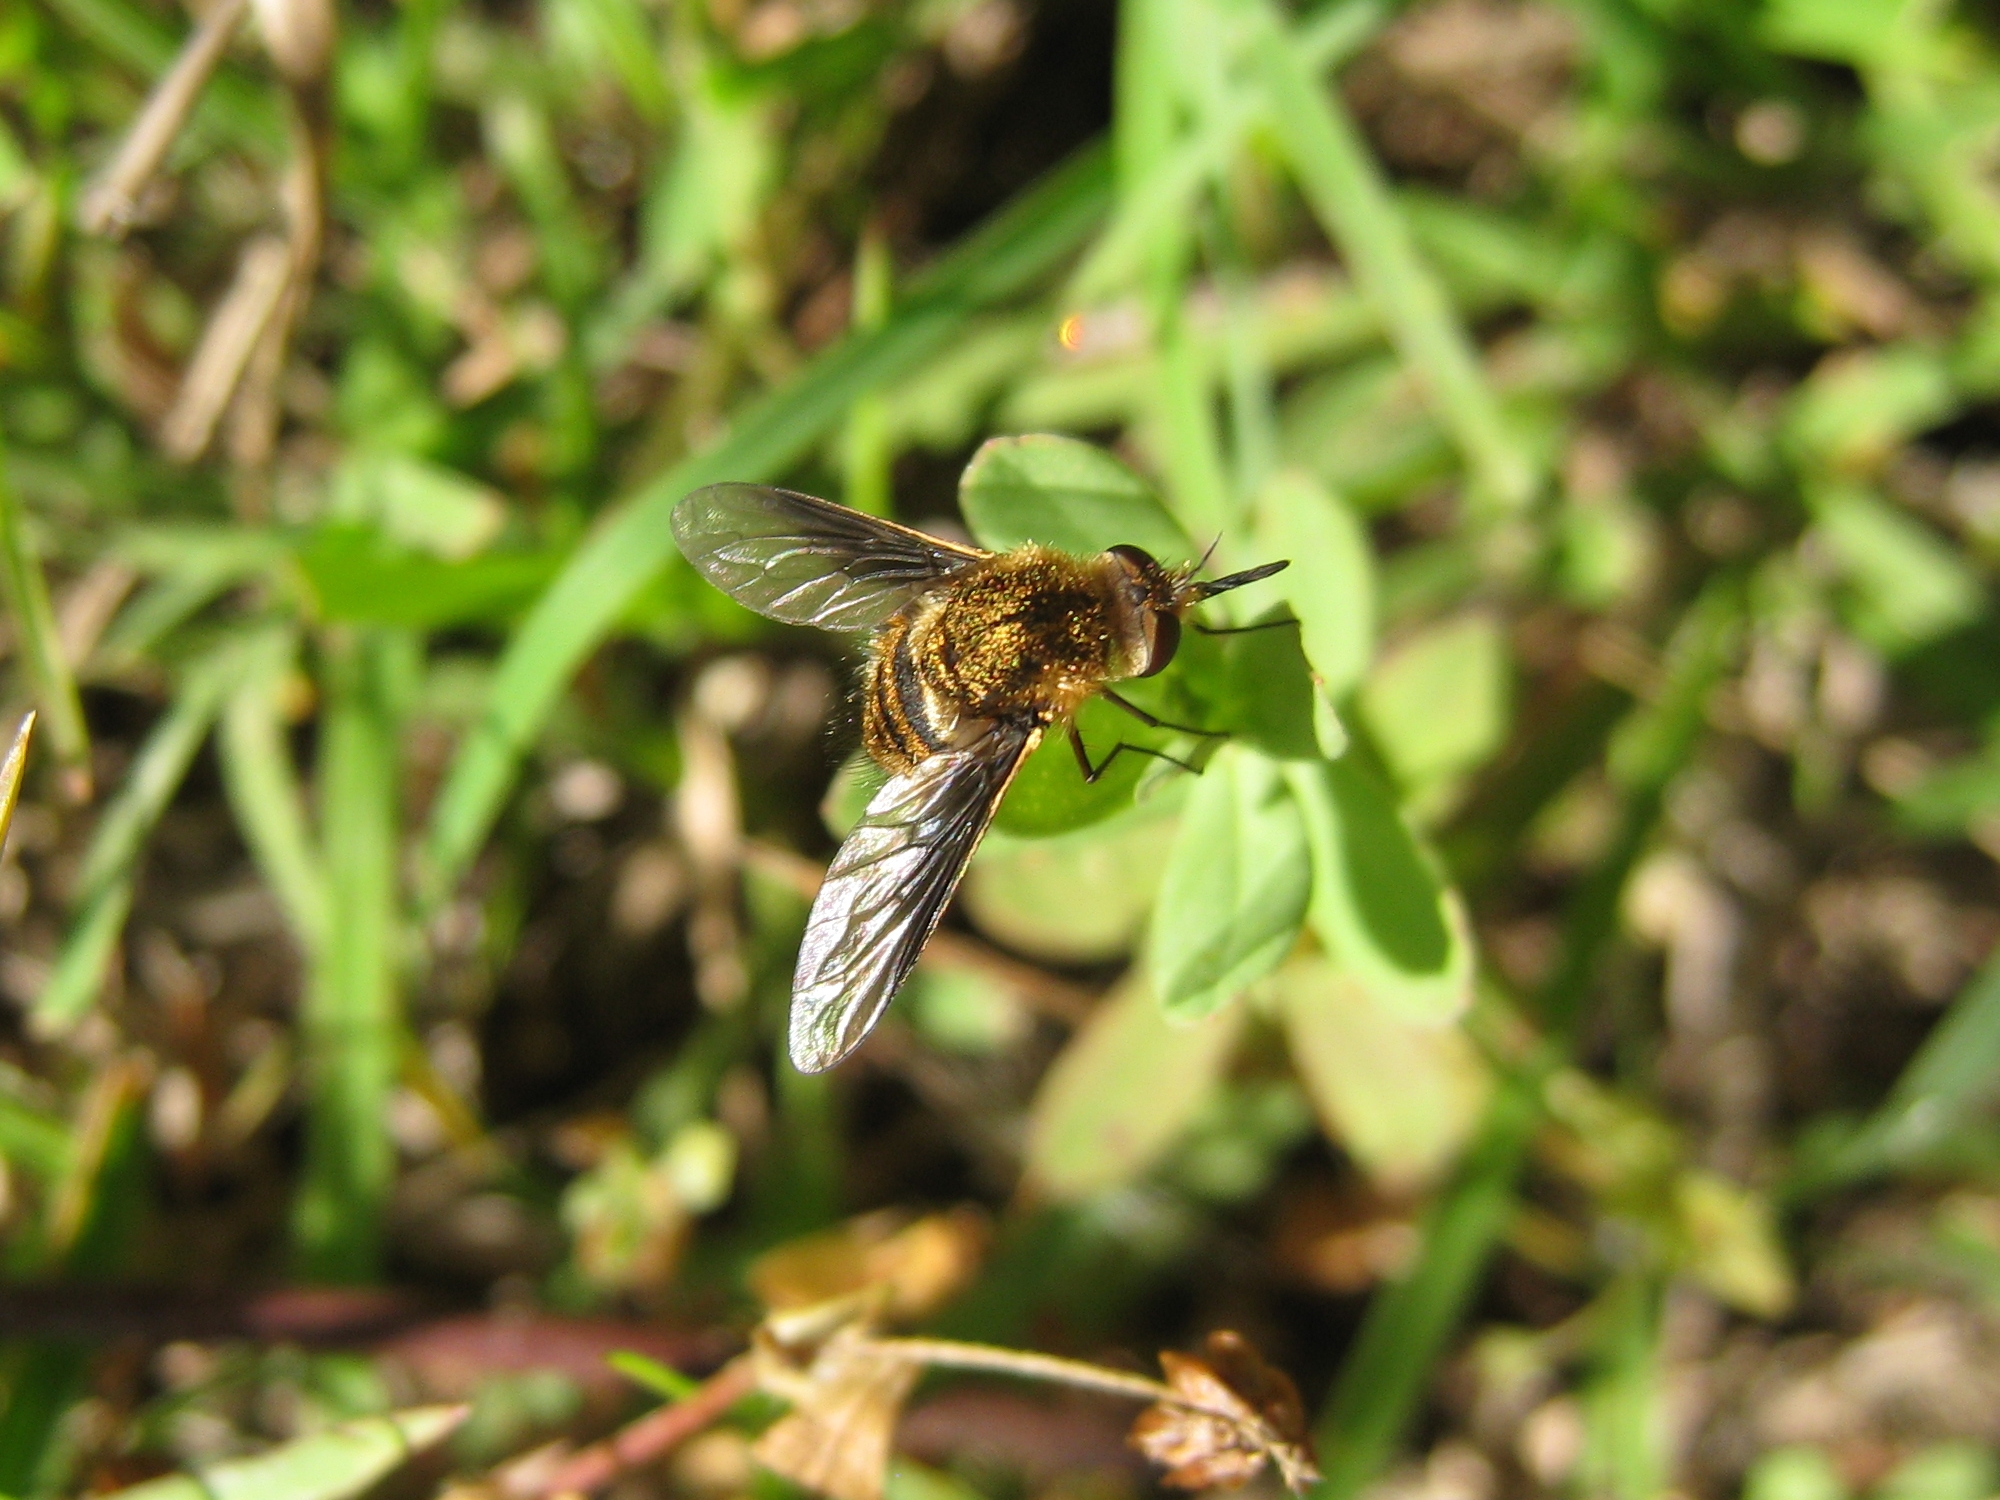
[{"xmin": 671, "ymin": 483, "xmax": 1287, "ymax": 1072}]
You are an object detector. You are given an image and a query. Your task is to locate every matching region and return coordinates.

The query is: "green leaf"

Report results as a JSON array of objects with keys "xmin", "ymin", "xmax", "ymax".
[
  {"xmin": 35, "ymin": 655, "xmax": 234, "ymax": 1034},
  {"xmin": 100, "ymin": 1406, "xmax": 466, "ymax": 1500},
  {"xmin": 1672, "ymin": 1169, "xmax": 1793, "ymax": 1318},
  {"xmin": 219, "ymin": 634, "xmax": 330, "ymax": 953},
  {"xmin": 820, "ymin": 748, "xmax": 887, "ymax": 838},
  {"xmin": 1212, "ymin": 608, "xmax": 1326, "ymax": 762},
  {"xmin": 296, "ymin": 528, "xmax": 560, "ymax": 629},
  {"xmin": 637, "ymin": 50, "xmax": 774, "ymax": 301},
  {"xmin": 0, "ymin": 439, "xmax": 89, "ymax": 797},
  {"xmin": 1255, "ymin": 469, "xmax": 1375, "ymax": 698},
  {"xmin": 1024, "ymin": 974, "xmax": 1243, "ymax": 1200},
  {"xmin": 1762, "ymin": 0, "xmax": 1937, "ymax": 67},
  {"xmin": 992, "ymin": 697, "xmax": 1150, "ymax": 837},
  {"xmin": 1360, "ymin": 612, "xmax": 1511, "ymax": 799},
  {"xmin": 965, "ymin": 803, "xmax": 1180, "ymax": 963},
  {"xmin": 1743, "ymin": 1447, "xmax": 1848, "ymax": 1500},
  {"xmin": 328, "ymin": 451, "xmax": 507, "ymax": 560},
  {"xmin": 1248, "ymin": 1, "xmax": 1534, "ymax": 512},
  {"xmin": 1808, "ymin": 481, "xmax": 1984, "ymax": 656},
  {"xmin": 294, "ymin": 631, "xmax": 406, "ymax": 1283},
  {"xmin": 1783, "ymin": 347, "xmax": 1956, "ymax": 472},
  {"xmin": 1876, "ymin": 1446, "xmax": 1999, "ymax": 1500},
  {"xmin": 1148, "ymin": 748, "xmax": 1310, "ymax": 1021},
  {"xmin": 1285, "ymin": 757, "xmax": 1472, "ymax": 1023},
  {"xmin": 1277, "ymin": 958, "xmax": 1488, "ymax": 1190},
  {"xmin": 958, "ymin": 433, "xmax": 1194, "ymax": 560}
]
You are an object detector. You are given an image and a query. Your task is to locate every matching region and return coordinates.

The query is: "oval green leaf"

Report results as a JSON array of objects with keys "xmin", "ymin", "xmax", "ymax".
[
  {"xmin": 102, "ymin": 1406, "xmax": 467, "ymax": 1500},
  {"xmin": 1148, "ymin": 748, "xmax": 1310, "ymax": 1021},
  {"xmin": 1254, "ymin": 469, "xmax": 1375, "ymax": 698},
  {"xmin": 959, "ymin": 433, "xmax": 1194, "ymax": 560},
  {"xmin": 1276, "ymin": 957, "xmax": 1488, "ymax": 1191},
  {"xmin": 1285, "ymin": 757, "xmax": 1473, "ymax": 1023},
  {"xmin": 992, "ymin": 696, "xmax": 1149, "ymax": 836},
  {"xmin": 966, "ymin": 804, "xmax": 1179, "ymax": 963},
  {"xmin": 1025, "ymin": 974, "xmax": 1243, "ymax": 1200}
]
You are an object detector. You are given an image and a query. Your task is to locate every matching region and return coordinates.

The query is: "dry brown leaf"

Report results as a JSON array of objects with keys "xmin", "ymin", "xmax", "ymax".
[
  {"xmin": 748, "ymin": 1206, "xmax": 987, "ymax": 1321},
  {"xmin": 1129, "ymin": 1331, "xmax": 1321, "ymax": 1494},
  {"xmin": 752, "ymin": 1318, "xmax": 921, "ymax": 1500}
]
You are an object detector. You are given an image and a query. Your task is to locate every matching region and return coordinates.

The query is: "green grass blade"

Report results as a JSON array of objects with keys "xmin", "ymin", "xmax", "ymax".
[
  {"xmin": 39, "ymin": 0, "xmax": 281, "ymax": 144},
  {"xmin": 1313, "ymin": 580, "xmax": 1744, "ymax": 1496},
  {"xmin": 0, "ymin": 1092, "xmax": 67, "ymax": 1181},
  {"xmin": 1316, "ymin": 1067, "xmax": 1541, "ymax": 1497},
  {"xmin": 0, "ymin": 444, "xmax": 90, "ymax": 800},
  {"xmin": 293, "ymin": 631, "xmax": 404, "ymax": 1282},
  {"xmin": 32, "ymin": 656, "xmax": 233, "ymax": 1034},
  {"xmin": 1249, "ymin": 1, "xmax": 1535, "ymax": 513},
  {"xmin": 1796, "ymin": 948, "xmax": 2000, "ymax": 1193},
  {"xmin": 418, "ymin": 144, "xmax": 1112, "ymax": 908},
  {"xmin": 1068, "ymin": 0, "xmax": 1385, "ymax": 305},
  {"xmin": 218, "ymin": 632, "xmax": 329, "ymax": 953}
]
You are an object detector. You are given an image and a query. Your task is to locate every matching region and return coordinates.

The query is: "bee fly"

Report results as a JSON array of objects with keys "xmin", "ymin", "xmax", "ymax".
[{"xmin": 671, "ymin": 483, "xmax": 1288, "ymax": 1073}]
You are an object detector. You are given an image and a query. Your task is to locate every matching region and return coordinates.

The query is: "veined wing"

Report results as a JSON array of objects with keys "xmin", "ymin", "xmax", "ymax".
[
  {"xmin": 790, "ymin": 719, "xmax": 1042, "ymax": 1072},
  {"xmin": 672, "ymin": 483, "xmax": 987, "ymax": 633}
]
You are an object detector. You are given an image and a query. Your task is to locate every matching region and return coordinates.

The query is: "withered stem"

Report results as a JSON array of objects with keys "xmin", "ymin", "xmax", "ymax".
[{"xmin": 875, "ymin": 1337, "xmax": 1187, "ymax": 1407}]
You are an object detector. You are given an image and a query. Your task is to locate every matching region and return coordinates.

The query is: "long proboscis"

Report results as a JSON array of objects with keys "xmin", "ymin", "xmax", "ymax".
[{"xmin": 1194, "ymin": 559, "xmax": 1290, "ymax": 598}]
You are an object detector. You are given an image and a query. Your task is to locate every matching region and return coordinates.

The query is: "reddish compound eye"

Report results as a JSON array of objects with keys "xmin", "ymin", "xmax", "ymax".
[{"xmin": 1138, "ymin": 610, "xmax": 1180, "ymax": 677}]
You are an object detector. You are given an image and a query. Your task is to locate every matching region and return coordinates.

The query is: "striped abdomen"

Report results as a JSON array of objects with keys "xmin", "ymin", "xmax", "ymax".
[{"xmin": 860, "ymin": 548, "xmax": 1137, "ymax": 776}]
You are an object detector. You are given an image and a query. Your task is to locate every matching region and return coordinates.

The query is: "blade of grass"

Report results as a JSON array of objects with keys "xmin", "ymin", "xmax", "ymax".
[
  {"xmin": 293, "ymin": 630, "xmax": 404, "ymax": 1283},
  {"xmin": 0, "ymin": 1093, "xmax": 67, "ymax": 1181},
  {"xmin": 0, "ymin": 1060, "xmax": 149, "ymax": 1496},
  {"xmin": 1248, "ymin": 0, "xmax": 1536, "ymax": 513},
  {"xmin": 39, "ymin": 0, "xmax": 281, "ymax": 145},
  {"xmin": 32, "ymin": 654, "xmax": 234, "ymax": 1035},
  {"xmin": 0, "ymin": 442, "xmax": 90, "ymax": 800},
  {"xmin": 218, "ymin": 630, "xmax": 329, "ymax": 953},
  {"xmin": 1314, "ymin": 579, "xmax": 1743, "ymax": 1497},
  {"xmin": 418, "ymin": 143, "xmax": 1112, "ymax": 909},
  {"xmin": 1066, "ymin": 0, "xmax": 1386, "ymax": 305},
  {"xmin": 840, "ymin": 226, "xmax": 894, "ymax": 517},
  {"xmin": 1119, "ymin": 0, "xmax": 1230, "ymax": 537},
  {"xmin": 1792, "ymin": 946, "xmax": 2000, "ymax": 1195}
]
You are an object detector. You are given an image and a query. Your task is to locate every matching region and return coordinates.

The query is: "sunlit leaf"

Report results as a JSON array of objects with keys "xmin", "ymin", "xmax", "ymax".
[
  {"xmin": 1254, "ymin": 469, "xmax": 1374, "ymax": 698},
  {"xmin": 1284, "ymin": 758, "xmax": 1472, "ymax": 1023},
  {"xmin": 993, "ymin": 696, "xmax": 1150, "ymax": 836},
  {"xmin": 1809, "ymin": 480, "xmax": 1983, "ymax": 655},
  {"xmin": 959, "ymin": 433, "xmax": 1194, "ymax": 560},
  {"xmin": 1025, "ymin": 974, "xmax": 1243, "ymax": 1199},
  {"xmin": 99, "ymin": 1406, "xmax": 466, "ymax": 1500},
  {"xmin": 1276, "ymin": 958, "xmax": 1487, "ymax": 1191},
  {"xmin": 966, "ymin": 804, "xmax": 1179, "ymax": 963},
  {"xmin": 1673, "ymin": 1169, "xmax": 1794, "ymax": 1319},
  {"xmin": 1359, "ymin": 612, "xmax": 1511, "ymax": 800},
  {"xmin": 1149, "ymin": 748, "xmax": 1309, "ymax": 1021}
]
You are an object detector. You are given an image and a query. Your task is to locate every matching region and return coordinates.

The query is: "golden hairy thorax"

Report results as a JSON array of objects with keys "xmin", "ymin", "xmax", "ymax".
[{"xmin": 860, "ymin": 546, "xmax": 1142, "ymax": 775}]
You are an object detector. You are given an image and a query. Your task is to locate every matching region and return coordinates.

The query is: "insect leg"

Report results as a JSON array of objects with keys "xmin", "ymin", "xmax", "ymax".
[
  {"xmin": 1100, "ymin": 689, "xmax": 1227, "ymax": 738},
  {"xmin": 1190, "ymin": 615, "xmax": 1302, "ymax": 636},
  {"xmin": 1069, "ymin": 723, "xmax": 1199, "ymax": 784}
]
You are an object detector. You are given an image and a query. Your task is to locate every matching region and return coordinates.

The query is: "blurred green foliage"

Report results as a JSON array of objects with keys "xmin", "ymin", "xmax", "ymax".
[{"xmin": 9, "ymin": 0, "xmax": 2000, "ymax": 1496}]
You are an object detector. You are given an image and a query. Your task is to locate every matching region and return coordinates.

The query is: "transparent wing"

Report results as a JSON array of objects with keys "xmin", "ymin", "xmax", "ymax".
[
  {"xmin": 790, "ymin": 719, "xmax": 1042, "ymax": 1072},
  {"xmin": 671, "ymin": 483, "xmax": 987, "ymax": 632}
]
